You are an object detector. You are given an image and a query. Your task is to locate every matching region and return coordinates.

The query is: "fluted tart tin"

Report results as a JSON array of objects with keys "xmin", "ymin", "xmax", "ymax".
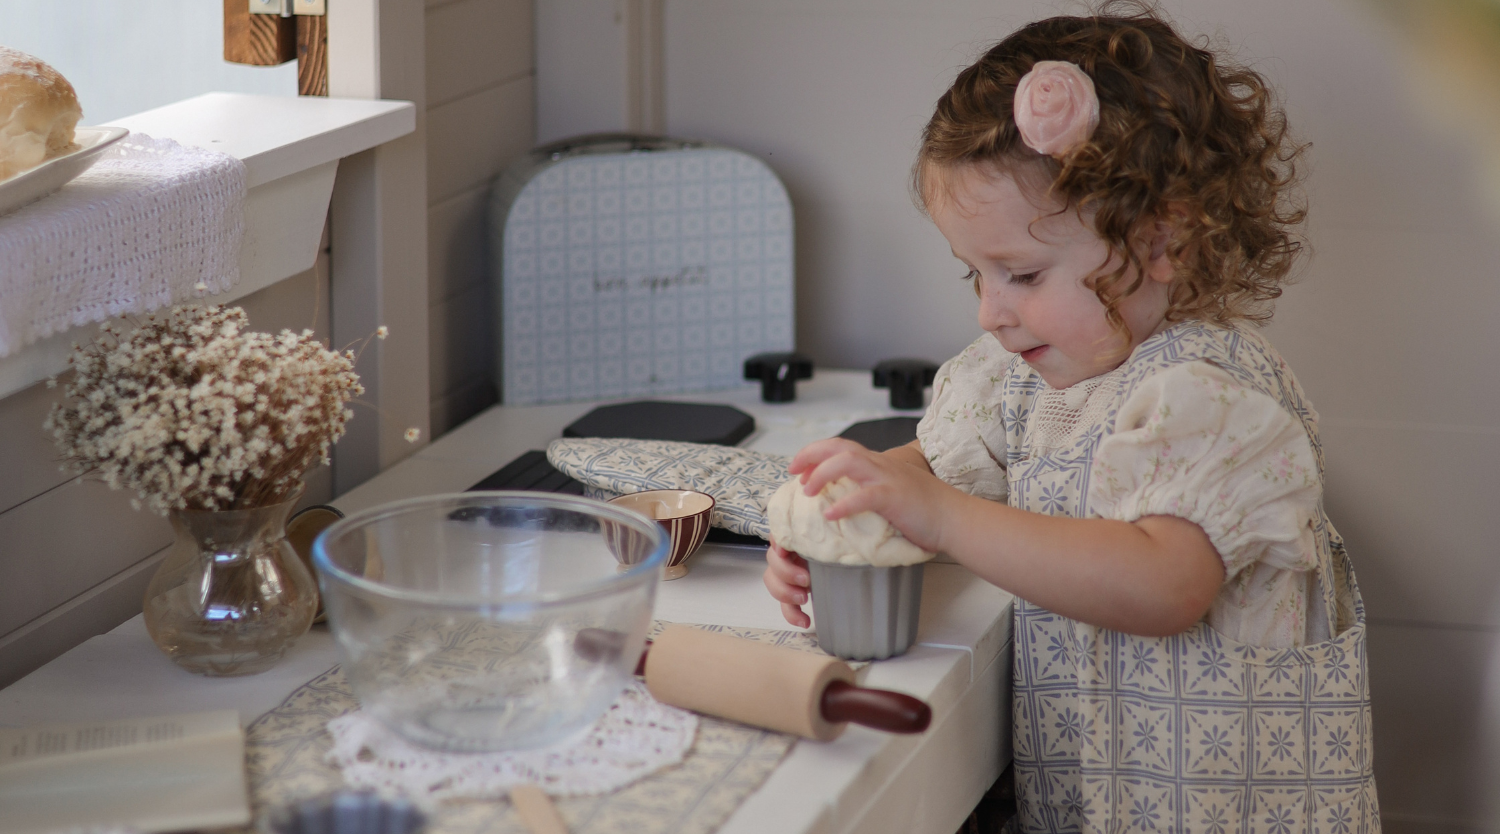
[{"xmin": 806, "ymin": 560, "xmax": 924, "ymax": 661}]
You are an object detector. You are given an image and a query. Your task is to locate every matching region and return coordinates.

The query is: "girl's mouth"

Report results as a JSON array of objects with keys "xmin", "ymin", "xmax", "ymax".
[{"xmin": 1021, "ymin": 345, "xmax": 1048, "ymax": 362}]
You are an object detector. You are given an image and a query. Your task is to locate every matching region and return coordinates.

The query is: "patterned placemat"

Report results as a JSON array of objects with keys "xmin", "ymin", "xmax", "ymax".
[{"xmin": 242, "ymin": 623, "xmax": 824, "ymax": 834}]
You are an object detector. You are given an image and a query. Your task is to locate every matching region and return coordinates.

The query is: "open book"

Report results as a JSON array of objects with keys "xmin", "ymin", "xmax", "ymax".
[{"xmin": 0, "ymin": 710, "xmax": 250, "ymax": 834}]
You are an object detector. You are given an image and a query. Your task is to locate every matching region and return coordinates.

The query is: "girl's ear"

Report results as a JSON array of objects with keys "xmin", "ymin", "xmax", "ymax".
[
  {"xmin": 1149, "ymin": 222, "xmax": 1169, "ymax": 260},
  {"xmin": 1146, "ymin": 211, "xmax": 1183, "ymax": 285}
]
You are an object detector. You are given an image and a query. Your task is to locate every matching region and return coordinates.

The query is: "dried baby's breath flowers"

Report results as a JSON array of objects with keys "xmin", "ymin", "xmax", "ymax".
[{"xmin": 45, "ymin": 305, "xmax": 364, "ymax": 514}]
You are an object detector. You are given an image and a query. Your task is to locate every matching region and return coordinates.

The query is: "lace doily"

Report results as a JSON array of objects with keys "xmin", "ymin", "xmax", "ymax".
[
  {"xmin": 0, "ymin": 133, "xmax": 244, "ymax": 356},
  {"xmin": 326, "ymin": 681, "xmax": 697, "ymax": 805}
]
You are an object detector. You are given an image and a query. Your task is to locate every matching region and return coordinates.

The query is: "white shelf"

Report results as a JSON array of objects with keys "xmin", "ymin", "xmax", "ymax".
[
  {"xmin": 0, "ymin": 92, "xmax": 416, "ymax": 401},
  {"xmin": 110, "ymin": 93, "xmax": 414, "ymax": 189}
]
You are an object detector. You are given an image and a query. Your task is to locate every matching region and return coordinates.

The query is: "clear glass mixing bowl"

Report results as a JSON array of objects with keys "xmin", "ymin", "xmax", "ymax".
[{"xmin": 312, "ymin": 492, "xmax": 667, "ymax": 752}]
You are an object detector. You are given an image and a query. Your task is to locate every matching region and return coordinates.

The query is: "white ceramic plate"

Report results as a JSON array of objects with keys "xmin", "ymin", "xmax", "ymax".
[{"xmin": 0, "ymin": 125, "xmax": 130, "ymax": 217}]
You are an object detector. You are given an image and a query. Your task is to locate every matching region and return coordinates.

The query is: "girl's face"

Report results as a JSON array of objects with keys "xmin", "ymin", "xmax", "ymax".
[{"xmin": 928, "ymin": 165, "xmax": 1174, "ymax": 390}]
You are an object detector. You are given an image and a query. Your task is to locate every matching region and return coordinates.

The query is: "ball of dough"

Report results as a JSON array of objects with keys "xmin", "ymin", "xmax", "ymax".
[
  {"xmin": 765, "ymin": 477, "xmax": 933, "ymax": 567},
  {"xmin": 0, "ymin": 46, "xmax": 82, "ymax": 182}
]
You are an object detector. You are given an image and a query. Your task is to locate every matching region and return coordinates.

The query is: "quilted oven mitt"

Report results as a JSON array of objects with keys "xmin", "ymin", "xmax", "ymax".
[{"xmin": 546, "ymin": 438, "xmax": 791, "ymax": 538}]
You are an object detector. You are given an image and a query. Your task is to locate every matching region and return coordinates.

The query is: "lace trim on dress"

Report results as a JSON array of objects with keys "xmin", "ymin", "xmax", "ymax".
[{"xmin": 1025, "ymin": 368, "xmax": 1123, "ymax": 456}]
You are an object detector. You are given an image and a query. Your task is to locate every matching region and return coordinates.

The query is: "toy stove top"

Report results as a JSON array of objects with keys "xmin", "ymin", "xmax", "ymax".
[{"xmin": 469, "ymin": 365, "xmax": 934, "ymax": 546}]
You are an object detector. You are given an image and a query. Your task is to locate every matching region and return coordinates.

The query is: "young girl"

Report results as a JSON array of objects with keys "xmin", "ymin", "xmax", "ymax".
[{"xmin": 764, "ymin": 8, "xmax": 1378, "ymax": 833}]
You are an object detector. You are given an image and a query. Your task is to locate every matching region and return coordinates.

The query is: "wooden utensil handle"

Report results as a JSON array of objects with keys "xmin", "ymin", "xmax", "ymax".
[
  {"xmin": 511, "ymin": 785, "xmax": 569, "ymax": 834},
  {"xmin": 819, "ymin": 679, "xmax": 931, "ymax": 734},
  {"xmin": 574, "ymin": 628, "xmax": 933, "ymax": 736}
]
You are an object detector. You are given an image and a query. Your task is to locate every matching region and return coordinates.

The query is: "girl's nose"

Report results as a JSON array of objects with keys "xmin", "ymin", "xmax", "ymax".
[{"xmin": 976, "ymin": 277, "xmax": 1016, "ymax": 331}]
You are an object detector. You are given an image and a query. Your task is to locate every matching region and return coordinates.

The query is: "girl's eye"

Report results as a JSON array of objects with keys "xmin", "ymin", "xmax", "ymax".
[
  {"xmin": 959, "ymin": 269, "xmax": 979, "ymax": 282},
  {"xmin": 1010, "ymin": 271, "xmax": 1040, "ymax": 285}
]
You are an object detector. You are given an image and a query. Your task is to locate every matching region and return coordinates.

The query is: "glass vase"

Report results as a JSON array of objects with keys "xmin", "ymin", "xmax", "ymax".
[{"xmin": 142, "ymin": 491, "xmax": 318, "ymax": 676}]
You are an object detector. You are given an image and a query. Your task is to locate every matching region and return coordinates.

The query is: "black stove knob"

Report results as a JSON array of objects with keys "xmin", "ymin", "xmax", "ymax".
[
  {"xmin": 873, "ymin": 358, "xmax": 939, "ymax": 410},
  {"xmin": 744, "ymin": 352, "xmax": 814, "ymax": 402}
]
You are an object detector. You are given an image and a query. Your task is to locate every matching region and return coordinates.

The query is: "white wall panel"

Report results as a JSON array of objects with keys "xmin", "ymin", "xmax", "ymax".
[
  {"xmin": 427, "ymin": 0, "xmax": 535, "ymax": 108},
  {"xmin": 428, "ymin": 185, "xmax": 491, "ymax": 305},
  {"xmin": 1320, "ymin": 421, "xmax": 1500, "ymax": 628},
  {"xmin": 428, "ymin": 77, "xmax": 537, "ymax": 207},
  {"xmin": 430, "ymin": 377, "xmax": 499, "ymax": 438},
  {"xmin": 663, "ymin": 0, "xmax": 1015, "ymax": 370},
  {"xmin": 1368, "ymin": 622, "xmax": 1497, "ymax": 831},
  {"xmin": 1263, "ymin": 226, "xmax": 1500, "ymax": 429},
  {"xmin": 0, "ymin": 479, "xmax": 172, "ymax": 638},
  {"xmin": 428, "ymin": 281, "xmax": 495, "ymax": 402},
  {"xmin": 425, "ymin": 0, "xmax": 537, "ymax": 435},
  {"xmin": 0, "ymin": 381, "xmax": 73, "ymax": 516},
  {"xmin": 536, "ymin": 0, "xmax": 628, "ymax": 141}
]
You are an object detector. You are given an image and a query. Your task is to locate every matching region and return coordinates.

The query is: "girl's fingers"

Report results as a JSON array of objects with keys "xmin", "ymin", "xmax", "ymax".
[
  {"xmin": 788, "ymin": 437, "xmax": 863, "ymax": 476},
  {"xmin": 766, "ymin": 543, "xmax": 810, "ymax": 586},
  {"xmin": 823, "ymin": 485, "xmax": 888, "ymax": 521},
  {"xmin": 781, "ymin": 601, "xmax": 811, "ymax": 629},
  {"xmin": 767, "ymin": 540, "xmax": 803, "ymax": 567},
  {"xmin": 787, "ymin": 439, "xmax": 836, "ymax": 475},
  {"xmin": 771, "ymin": 561, "xmax": 810, "ymax": 589},
  {"xmin": 764, "ymin": 543, "xmax": 810, "ymax": 603},
  {"xmin": 763, "ymin": 563, "xmax": 809, "ymax": 605},
  {"xmin": 801, "ymin": 448, "xmax": 885, "ymax": 497},
  {"xmin": 765, "ymin": 538, "xmax": 812, "ymax": 626}
]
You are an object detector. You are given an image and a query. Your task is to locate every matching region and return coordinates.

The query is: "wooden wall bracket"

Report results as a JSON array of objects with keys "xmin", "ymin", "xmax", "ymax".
[
  {"xmin": 223, "ymin": 0, "xmax": 328, "ymax": 97},
  {"xmin": 223, "ymin": 0, "xmax": 296, "ymax": 66},
  {"xmin": 297, "ymin": 16, "xmax": 328, "ymax": 97}
]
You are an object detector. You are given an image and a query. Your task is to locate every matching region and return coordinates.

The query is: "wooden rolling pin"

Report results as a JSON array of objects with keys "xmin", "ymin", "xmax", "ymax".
[{"xmin": 577, "ymin": 625, "xmax": 931, "ymax": 741}]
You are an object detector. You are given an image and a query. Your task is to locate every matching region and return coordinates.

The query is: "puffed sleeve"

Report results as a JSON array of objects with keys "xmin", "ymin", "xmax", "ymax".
[
  {"xmin": 1089, "ymin": 361, "xmax": 1324, "ymax": 647},
  {"xmin": 916, "ymin": 335, "xmax": 1013, "ymax": 502},
  {"xmin": 1091, "ymin": 360, "xmax": 1321, "ymax": 574},
  {"xmin": 1098, "ymin": 360, "xmax": 1332, "ymax": 645}
]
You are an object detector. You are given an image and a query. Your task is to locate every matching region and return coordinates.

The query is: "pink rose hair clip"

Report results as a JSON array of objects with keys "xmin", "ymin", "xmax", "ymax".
[{"xmin": 1013, "ymin": 60, "xmax": 1100, "ymax": 158}]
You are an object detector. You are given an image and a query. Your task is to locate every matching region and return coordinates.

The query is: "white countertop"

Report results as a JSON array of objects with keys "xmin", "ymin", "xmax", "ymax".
[{"xmin": 0, "ymin": 370, "xmax": 1014, "ymax": 834}]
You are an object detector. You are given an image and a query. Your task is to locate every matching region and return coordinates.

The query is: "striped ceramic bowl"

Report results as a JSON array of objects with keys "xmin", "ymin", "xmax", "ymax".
[{"xmin": 607, "ymin": 489, "xmax": 715, "ymax": 579}]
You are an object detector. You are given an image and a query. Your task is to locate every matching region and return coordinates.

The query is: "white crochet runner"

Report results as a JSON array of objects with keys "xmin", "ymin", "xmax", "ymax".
[{"xmin": 0, "ymin": 134, "xmax": 244, "ymax": 356}]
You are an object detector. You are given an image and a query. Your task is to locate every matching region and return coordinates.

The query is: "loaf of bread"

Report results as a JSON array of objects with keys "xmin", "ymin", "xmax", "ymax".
[
  {"xmin": 766, "ymin": 476, "xmax": 934, "ymax": 567},
  {"xmin": 0, "ymin": 46, "xmax": 82, "ymax": 182}
]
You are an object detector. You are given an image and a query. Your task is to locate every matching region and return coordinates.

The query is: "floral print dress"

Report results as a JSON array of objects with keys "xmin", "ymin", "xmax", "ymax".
[{"xmin": 916, "ymin": 320, "xmax": 1378, "ymax": 834}]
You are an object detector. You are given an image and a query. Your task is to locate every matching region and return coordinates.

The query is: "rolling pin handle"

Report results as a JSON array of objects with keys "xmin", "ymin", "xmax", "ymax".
[
  {"xmin": 819, "ymin": 680, "xmax": 932, "ymax": 734},
  {"xmin": 634, "ymin": 639, "xmax": 652, "ymax": 676}
]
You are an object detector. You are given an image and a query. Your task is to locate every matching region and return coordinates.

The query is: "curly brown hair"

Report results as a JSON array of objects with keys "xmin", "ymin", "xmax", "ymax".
[{"xmin": 915, "ymin": 1, "xmax": 1307, "ymax": 331}]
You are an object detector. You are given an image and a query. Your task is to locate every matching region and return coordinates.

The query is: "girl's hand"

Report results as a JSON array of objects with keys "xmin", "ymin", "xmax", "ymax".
[
  {"xmin": 790, "ymin": 437, "xmax": 961, "ymax": 554},
  {"xmin": 763, "ymin": 538, "xmax": 812, "ymax": 628}
]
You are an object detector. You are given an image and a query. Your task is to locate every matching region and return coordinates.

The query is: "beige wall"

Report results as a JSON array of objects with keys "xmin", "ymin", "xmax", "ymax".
[
  {"xmin": 538, "ymin": 0, "xmax": 1500, "ymax": 829},
  {"xmin": 425, "ymin": 0, "xmax": 537, "ymax": 436}
]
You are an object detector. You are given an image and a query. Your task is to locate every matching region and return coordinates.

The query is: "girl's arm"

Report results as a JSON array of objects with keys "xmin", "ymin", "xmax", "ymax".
[
  {"xmin": 936, "ymin": 492, "xmax": 1223, "ymax": 635},
  {"xmin": 791, "ymin": 438, "xmax": 1224, "ymax": 637}
]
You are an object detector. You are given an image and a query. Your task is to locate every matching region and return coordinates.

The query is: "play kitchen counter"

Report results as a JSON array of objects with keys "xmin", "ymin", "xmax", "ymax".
[{"xmin": 0, "ymin": 369, "xmax": 1014, "ymax": 834}]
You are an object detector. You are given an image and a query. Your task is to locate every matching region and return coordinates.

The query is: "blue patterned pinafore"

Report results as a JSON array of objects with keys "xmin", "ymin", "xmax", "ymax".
[{"xmin": 1005, "ymin": 322, "xmax": 1379, "ymax": 834}]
